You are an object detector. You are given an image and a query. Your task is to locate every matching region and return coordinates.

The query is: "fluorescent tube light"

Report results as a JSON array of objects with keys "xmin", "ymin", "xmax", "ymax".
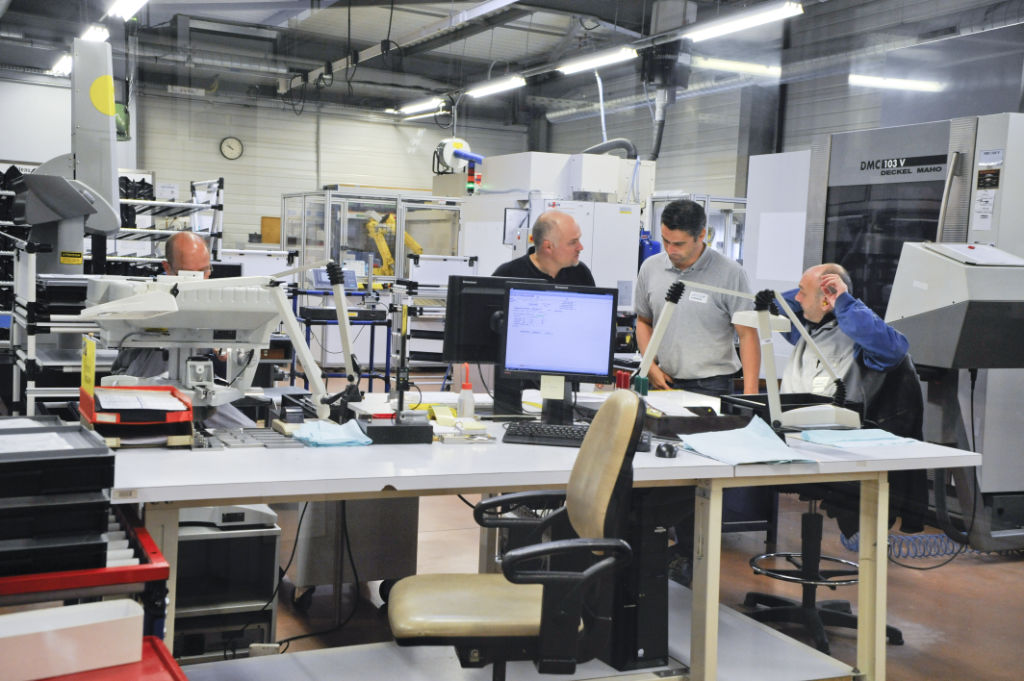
[
  {"xmin": 106, "ymin": 0, "xmax": 149, "ymax": 20},
  {"xmin": 691, "ymin": 55, "xmax": 781, "ymax": 77},
  {"xmin": 50, "ymin": 54, "xmax": 73, "ymax": 76},
  {"xmin": 403, "ymin": 110, "xmax": 449, "ymax": 122},
  {"xmin": 81, "ymin": 25, "xmax": 110, "ymax": 42},
  {"xmin": 682, "ymin": 1, "xmax": 803, "ymax": 43},
  {"xmin": 848, "ymin": 73, "xmax": 944, "ymax": 92},
  {"xmin": 465, "ymin": 75, "xmax": 526, "ymax": 99},
  {"xmin": 399, "ymin": 97, "xmax": 443, "ymax": 115},
  {"xmin": 557, "ymin": 47, "xmax": 638, "ymax": 75}
]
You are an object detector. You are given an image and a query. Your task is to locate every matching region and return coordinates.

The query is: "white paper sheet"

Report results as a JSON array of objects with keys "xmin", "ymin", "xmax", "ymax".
[
  {"xmin": 680, "ymin": 416, "xmax": 811, "ymax": 465},
  {"xmin": 94, "ymin": 389, "xmax": 188, "ymax": 411}
]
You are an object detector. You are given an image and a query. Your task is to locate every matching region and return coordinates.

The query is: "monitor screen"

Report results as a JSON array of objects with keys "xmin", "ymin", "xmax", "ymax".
[
  {"xmin": 310, "ymin": 267, "xmax": 357, "ymax": 290},
  {"xmin": 500, "ymin": 282, "xmax": 617, "ymax": 383},
  {"xmin": 442, "ymin": 274, "xmax": 533, "ymax": 363}
]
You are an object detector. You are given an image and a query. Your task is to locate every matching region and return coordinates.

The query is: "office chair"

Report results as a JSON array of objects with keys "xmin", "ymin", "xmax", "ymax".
[
  {"xmin": 743, "ymin": 355, "xmax": 925, "ymax": 654},
  {"xmin": 387, "ymin": 389, "xmax": 645, "ymax": 681}
]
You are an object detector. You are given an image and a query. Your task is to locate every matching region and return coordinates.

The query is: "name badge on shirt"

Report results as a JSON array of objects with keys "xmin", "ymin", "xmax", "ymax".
[
  {"xmin": 688, "ymin": 290, "xmax": 709, "ymax": 304},
  {"xmin": 811, "ymin": 375, "xmax": 832, "ymax": 394}
]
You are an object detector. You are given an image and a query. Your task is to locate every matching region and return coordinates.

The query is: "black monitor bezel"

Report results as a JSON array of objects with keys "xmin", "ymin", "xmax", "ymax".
[
  {"xmin": 498, "ymin": 280, "xmax": 618, "ymax": 384},
  {"xmin": 441, "ymin": 274, "xmax": 534, "ymax": 364}
]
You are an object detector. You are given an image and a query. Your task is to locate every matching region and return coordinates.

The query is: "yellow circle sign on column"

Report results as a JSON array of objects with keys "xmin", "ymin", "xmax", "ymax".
[{"xmin": 90, "ymin": 75, "xmax": 117, "ymax": 116}]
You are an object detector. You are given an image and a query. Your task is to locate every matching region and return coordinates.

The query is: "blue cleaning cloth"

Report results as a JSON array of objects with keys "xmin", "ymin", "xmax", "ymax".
[{"xmin": 293, "ymin": 419, "xmax": 372, "ymax": 446}]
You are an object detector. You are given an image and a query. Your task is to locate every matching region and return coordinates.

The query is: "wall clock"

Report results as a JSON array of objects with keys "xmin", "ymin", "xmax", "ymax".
[{"xmin": 219, "ymin": 136, "xmax": 244, "ymax": 160}]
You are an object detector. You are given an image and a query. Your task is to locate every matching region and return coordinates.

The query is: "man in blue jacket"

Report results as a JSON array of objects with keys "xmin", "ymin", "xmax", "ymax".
[{"xmin": 780, "ymin": 263, "xmax": 908, "ymax": 406}]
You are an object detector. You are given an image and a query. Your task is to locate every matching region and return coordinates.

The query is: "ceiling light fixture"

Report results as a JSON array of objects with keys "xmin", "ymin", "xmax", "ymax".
[
  {"xmin": 848, "ymin": 73, "xmax": 944, "ymax": 92},
  {"xmin": 465, "ymin": 75, "xmax": 526, "ymax": 99},
  {"xmin": 691, "ymin": 55, "xmax": 781, "ymax": 77},
  {"xmin": 681, "ymin": 1, "xmax": 803, "ymax": 43},
  {"xmin": 557, "ymin": 47, "xmax": 639, "ymax": 75},
  {"xmin": 81, "ymin": 25, "xmax": 111, "ymax": 42},
  {"xmin": 49, "ymin": 54, "xmax": 73, "ymax": 76},
  {"xmin": 106, "ymin": 0, "xmax": 150, "ymax": 20},
  {"xmin": 399, "ymin": 97, "xmax": 443, "ymax": 115}
]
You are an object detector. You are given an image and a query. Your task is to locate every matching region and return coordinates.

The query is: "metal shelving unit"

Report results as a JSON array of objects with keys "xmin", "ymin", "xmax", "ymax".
[{"xmin": 6, "ymin": 177, "xmax": 226, "ymax": 415}]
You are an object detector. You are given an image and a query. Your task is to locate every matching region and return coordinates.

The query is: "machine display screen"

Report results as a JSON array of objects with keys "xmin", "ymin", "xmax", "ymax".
[{"xmin": 823, "ymin": 180, "xmax": 943, "ymax": 316}]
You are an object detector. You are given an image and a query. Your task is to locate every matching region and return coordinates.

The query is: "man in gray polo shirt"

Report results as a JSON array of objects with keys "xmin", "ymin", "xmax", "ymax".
[
  {"xmin": 635, "ymin": 199, "xmax": 761, "ymax": 586},
  {"xmin": 635, "ymin": 199, "xmax": 760, "ymax": 395}
]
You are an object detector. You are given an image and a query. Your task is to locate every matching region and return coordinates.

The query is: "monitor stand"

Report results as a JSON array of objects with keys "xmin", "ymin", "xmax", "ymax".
[
  {"xmin": 493, "ymin": 375, "xmax": 524, "ymax": 416},
  {"xmin": 540, "ymin": 378, "xmax": 574, "ymax": 426}
]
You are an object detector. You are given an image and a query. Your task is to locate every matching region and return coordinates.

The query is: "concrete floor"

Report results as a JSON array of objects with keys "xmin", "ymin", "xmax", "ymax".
[{"xmin": 262, "ymin": 492, "xmax": 1024, "ymax": 681}]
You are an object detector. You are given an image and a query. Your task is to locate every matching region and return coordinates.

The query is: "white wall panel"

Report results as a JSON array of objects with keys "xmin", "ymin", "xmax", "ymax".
[
  {"xmin": 138, "ymin": 96, "xmax": 317, "ymax": 248},
  {"xmin": 782, "ymin": 75, "xmax": 882, "ymax": 151},
  {"xmin": 0, "ymin": 79, "xmax": 71, "ymax": 164},
  {"xmin": 138, "ymin": 95, "xmax": 526, "ymax": 248},
  {"xmin": 549, "ymin": 89, "xmax": 743, "ymax": 197}
]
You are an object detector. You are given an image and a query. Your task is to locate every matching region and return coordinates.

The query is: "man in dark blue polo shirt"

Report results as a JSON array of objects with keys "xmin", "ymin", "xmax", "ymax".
[{"xmin": 493, "ymin": 210, "xmax": 595, "ymax": 285}]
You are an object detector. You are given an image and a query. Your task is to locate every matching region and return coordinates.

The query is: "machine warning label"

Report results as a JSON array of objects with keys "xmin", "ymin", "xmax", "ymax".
[{"xmin": 59, "ymin": 251, "xmax": 83, "ymax": 265}]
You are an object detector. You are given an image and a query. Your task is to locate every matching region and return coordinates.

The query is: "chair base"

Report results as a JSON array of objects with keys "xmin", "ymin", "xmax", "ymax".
[{"xmin": 744, "ymin": 592, "xmax": 904, "ymax": 654}]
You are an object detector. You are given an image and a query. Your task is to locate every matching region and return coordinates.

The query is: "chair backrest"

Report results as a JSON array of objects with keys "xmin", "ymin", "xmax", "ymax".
[
  {"xmin": 864, "ymin": 354, "xmax": 923, "ymax": 439},
  {"xmin": 566, "ymin": 390, "xmax": 645, "ymax": 540}
]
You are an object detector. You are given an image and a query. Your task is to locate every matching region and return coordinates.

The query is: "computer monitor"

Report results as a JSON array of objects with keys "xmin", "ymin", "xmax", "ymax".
[
  {"xmin": 441, "ymin": 274, "xmax": 531, "ymax": 363},
  {"xmin": 311, "ymin": 266, "xmax": 357, "ymax": 291},
  {"xmin": 500, "ymin": 282, "xmax": 617, "ymax": 426}
]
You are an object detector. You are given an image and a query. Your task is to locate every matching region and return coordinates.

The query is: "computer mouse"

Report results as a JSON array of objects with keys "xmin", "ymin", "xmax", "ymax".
[{"xmin": 655, "ymin": 442, "xmax": 677, "ymax": 458}]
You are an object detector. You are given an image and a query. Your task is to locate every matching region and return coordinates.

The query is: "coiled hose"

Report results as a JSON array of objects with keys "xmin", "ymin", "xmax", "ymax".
[{"xmin": 839, "ymin": 531, "xmax": 1023, "ymax": 558}]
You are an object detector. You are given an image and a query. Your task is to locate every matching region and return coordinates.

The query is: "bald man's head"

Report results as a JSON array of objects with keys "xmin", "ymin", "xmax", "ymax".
[
  {"xmin": 532, "ymin": 210, "xmax": 583, "ymax": 273},
  {"xmin": 163, "ymin": 231, "xmax": 211, "ymax": 278}
]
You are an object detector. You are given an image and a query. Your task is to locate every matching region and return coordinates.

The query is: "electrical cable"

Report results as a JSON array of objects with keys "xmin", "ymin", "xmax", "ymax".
[
  {"xmin": 227, "ymin": 349, "xmax": 257, "ymax": 387},
  {"xmin": 476, "ymin": 362, "xmax": 494, "ymax": 399},
  {"xmin": 277, "ymin": 501, "xmax": 361, "ymax": 652},
  {"xmin": 224, "ymin": 501, "xmax": 310, "ymax": 658},
  {"xmin": 457, "ymin": 494, "xmax": 477, "ymax": 509}
]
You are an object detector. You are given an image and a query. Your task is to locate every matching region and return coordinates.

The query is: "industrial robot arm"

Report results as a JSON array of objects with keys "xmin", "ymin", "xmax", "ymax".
[{"xmin": 365, "ymin": 212, "xmax": 397, "ymax": 276}]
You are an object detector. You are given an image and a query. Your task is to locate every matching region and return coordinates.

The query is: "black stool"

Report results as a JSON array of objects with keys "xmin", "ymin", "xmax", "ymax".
[{"xmin": 743, "ymin": 498, "xmax": 904, "ymax": 654}]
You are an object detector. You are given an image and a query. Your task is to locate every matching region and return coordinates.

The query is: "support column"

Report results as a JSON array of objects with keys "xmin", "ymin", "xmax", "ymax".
[
  {"xmin": 691, "ymin": 479, "xmax": 724, "ymax": 681},
  {"xmin": 857, "ymin": 473, "xmax": 889, "ymax": 681}
]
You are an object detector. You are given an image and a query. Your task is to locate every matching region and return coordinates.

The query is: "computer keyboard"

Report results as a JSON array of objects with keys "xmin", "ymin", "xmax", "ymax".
[
  {"xmin": 501, "ymin": 422, "xmax": 652, "ymax": 451},
  {"xmin": 502, "ymin": 422, "xmax": 591, "ymax": 448}
]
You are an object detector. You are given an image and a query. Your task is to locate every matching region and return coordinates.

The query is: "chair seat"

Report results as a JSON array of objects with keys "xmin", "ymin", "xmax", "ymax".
[{"xmin": 389, "ymin": 573, "xmax": 544, "ymax": 639}]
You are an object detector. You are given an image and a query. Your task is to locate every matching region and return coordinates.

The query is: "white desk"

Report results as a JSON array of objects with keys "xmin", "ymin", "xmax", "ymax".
[{"xmin": 112, "ymin": 416, "xmax": 979, "ymax": 681}]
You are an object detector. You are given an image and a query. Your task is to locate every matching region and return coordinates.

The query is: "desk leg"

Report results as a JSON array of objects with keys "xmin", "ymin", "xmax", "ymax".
[
  {"xmin": 857, "ymin": 473, "xmax": 889, "ymax": 681},
  {"xmin": 477, "ymin": 493, "xmax": 499, "ymax": 574},
  {"xmin": 145, "ymin": 504, "xmax": 180, "ymax": 646},
  {"xmin": 691, "ymin": 479, "xmax": 723, "ymax": 681}
]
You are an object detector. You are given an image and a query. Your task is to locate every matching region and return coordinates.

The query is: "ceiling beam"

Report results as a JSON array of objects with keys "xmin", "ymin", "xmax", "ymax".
[
  {"xmin": 517, "ymin": 1, "xmax": 647, "ymax": 35},
  {"xmin": 298, "ymin": 0, "xmax": 523, "ymax": 90}
]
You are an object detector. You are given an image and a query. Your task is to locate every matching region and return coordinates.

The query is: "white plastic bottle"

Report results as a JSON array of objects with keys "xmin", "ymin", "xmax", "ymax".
[{"xmin": 457, "ymin": 362, "xmax": 475, "ymax": 419}]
